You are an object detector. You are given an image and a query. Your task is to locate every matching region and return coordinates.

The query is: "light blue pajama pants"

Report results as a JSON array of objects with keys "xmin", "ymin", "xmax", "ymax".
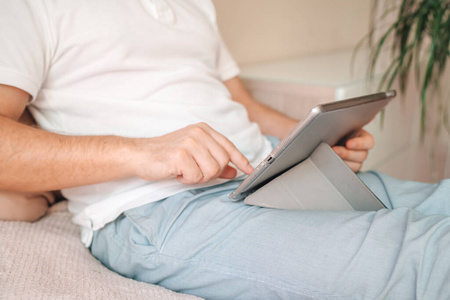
[{"xmin": 91, "ymin": 171, "xmax": 450, "ymax": 300}]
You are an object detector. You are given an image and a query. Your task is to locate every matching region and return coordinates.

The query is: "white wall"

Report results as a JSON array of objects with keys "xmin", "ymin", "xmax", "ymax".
[
  {"xmin": 212, "ymin": 0, "xmax": 372, "ymax": 65},
  {"xmin": 213, "ymin": 1, "xmax": 450, "ymax": 183}
]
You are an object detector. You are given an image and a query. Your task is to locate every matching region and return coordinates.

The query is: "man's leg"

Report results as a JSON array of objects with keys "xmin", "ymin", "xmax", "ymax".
[
  {"xmin": 359, "ymin": 171, "xmax": 450, "ymax": 215},
  {"xmin": 91, "ymin": 176, "xmax": 450, "ymax": 299}
]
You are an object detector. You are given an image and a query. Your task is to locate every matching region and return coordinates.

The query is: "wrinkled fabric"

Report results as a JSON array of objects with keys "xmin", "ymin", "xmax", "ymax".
[{"xmin": 91, "ymin": 172, "xmax": 450, "ymax": 299}]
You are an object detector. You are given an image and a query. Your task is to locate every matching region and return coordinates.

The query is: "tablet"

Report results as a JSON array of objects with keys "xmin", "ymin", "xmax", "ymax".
[{"xmin": 229, "ymin": 90, "xmax": 396, "ymax": 201}]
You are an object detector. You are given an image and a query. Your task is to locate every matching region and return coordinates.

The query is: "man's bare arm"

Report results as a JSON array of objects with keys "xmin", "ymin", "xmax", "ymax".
[
  {"xmin": 223, "ymin": 77, "xmax": 298, "ymax": 140},
  {"xmin": 223, "ymin": 77, "xmax": 375, "ymax": 172},
  {"xmin": 0, "ymin": 84, "xmax": 252, "ymax": 192},
  {"xmin": 0, "ymin": 115, "xmax": 137, "ymax": 192}
]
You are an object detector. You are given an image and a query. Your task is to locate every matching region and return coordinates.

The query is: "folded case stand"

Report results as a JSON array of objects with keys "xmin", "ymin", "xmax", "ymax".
[{"xmin": 244, "ymin": 142, "xmax": 385, "ymax": 211}]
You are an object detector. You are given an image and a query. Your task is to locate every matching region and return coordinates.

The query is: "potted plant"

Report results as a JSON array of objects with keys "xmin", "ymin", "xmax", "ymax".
[{"xmin": 368, "ymin": 0, "xmax": 450, "ymax": 134}]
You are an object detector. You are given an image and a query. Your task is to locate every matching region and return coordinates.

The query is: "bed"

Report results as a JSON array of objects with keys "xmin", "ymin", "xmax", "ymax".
[{"xmin": 0, "ymin": 200, "xmax": 202, "ymax": 299}]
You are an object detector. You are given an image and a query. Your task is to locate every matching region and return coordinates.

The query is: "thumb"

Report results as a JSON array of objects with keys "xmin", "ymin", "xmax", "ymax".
[{"xmin": 219, "ymin": 165, "xmax": 238, "ymax": 179}]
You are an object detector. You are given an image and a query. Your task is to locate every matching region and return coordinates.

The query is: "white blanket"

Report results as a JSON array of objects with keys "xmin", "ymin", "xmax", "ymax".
[{"xmin": 0, "ymin": 202, "xmax": 201, "ymax": 299}]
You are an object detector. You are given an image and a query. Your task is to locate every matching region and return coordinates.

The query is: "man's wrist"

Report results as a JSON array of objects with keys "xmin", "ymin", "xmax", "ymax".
[{"xmin": 114, "ymin": 136, "xmax": 144, "ymax": 179}]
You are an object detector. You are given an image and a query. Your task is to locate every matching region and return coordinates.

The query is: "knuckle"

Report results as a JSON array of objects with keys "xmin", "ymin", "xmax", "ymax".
[
  {"xmin": 173, "ymin": 148, "xmax": 189, "ymax": 160},
  {"xmin": 180, "ymin": 136, "xmax": 198, "ymax": 148},
  {"xmin": 216, "ymin": 149, "xmax": 231, "ymax": 164},
  {"xmin": 185, "ymin": 171, "xmax": 203, "ymax": 184},
  {"xmin": 218, "ymin": 157, "xmax": 230, "ymax": 169},
  {"xmin": 348, "ymin": 139, "xmax": 360, "ymax": 149},
  {"xmin": 203, "ymin": 163, "xmax": 221, "ymax": 180},
  {"xmin": 189, "ymin": 126, "xmax": 207, "ymax": 138},
  {"xmin": 339, "ymin": 149, "xmax": 349, "ymax": 159},
  {"xmin": 224, "ymin": 138, "xmax": 236, "ymax": 149},
  {"xmin": 193, "ymin": 171, "xmax": 203, "ymax": 182}
]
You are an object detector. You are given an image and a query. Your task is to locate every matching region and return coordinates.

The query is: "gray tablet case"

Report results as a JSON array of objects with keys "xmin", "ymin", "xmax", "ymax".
[
  {"xmin": 230, "ymin": 91, "xmax": 396, "ymax": 211},
  {"xmin": 244, "ymin": 142, "xmax": 385, "ymax": 210}
]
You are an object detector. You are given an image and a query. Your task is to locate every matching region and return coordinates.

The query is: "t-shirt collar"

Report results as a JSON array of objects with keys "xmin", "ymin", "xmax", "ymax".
[{"xmin": 140, "ymin": 0, "xmax": 175, "ymax": 23}]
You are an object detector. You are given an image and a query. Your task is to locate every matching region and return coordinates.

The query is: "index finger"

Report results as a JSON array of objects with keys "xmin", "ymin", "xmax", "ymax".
[
  {"xmin": 199, "ymin": 123, "xmax": 254, "ymax": 175},
  {"xmin": 215, "ymin": 136, "xmax": 254, "ymax": 175}
]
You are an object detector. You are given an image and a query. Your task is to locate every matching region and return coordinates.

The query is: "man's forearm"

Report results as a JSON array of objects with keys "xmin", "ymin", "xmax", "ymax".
[
  {"xmin": 244, "ymin": 100, "xmax": 298, "ymax": 139},
  {"xmin": 0, "ymin": 117, "xmax": 253, "ymax": 192},
  {"xmin": 0, "ymin": 116, "xmax": 136, "ymax": 192},
  {"xmin": 223, "ymin": 77, "xmax": 298, "ymax": 139}
]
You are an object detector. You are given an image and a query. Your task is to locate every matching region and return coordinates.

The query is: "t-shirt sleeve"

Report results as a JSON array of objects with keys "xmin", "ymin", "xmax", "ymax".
[
  {"xmin": 201, "ymin": 1, "xmax": 240, "ymax": 81},
  {"xmin": 216, "ymin": 33, "xmax": 240, "ymax": 81},
  {"xmin": 0, "ymin": 0, "xmax": 52, "ymax": 100}
]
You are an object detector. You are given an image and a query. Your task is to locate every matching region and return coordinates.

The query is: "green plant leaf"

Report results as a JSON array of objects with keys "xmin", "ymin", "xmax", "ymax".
[{"xmin": 367, "ymin": 0, "xmax": 450, "ymax": 136}]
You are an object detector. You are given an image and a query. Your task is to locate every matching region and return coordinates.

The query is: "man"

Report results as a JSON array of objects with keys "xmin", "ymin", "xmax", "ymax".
[{"xmin": 1, "ymin": 1, "xmax": 449, "ymax": 299}]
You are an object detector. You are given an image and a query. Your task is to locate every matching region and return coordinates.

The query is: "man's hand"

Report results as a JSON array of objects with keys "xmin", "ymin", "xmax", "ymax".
[
  {"xmin": 332, "ymin": 129, "xmax": 375, "ymax": 172},
  {"xmin": 133, "ymin": 123, "xmax": 254, "ymax": 185}
]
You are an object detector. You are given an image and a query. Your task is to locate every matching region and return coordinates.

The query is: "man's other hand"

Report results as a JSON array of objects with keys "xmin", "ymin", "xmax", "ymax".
[{"xmin": 332, "ymin": 129, "xmax": 375, "ymax": 172}]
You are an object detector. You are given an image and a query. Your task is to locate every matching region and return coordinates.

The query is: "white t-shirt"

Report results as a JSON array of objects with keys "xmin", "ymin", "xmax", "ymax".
[{"xmin": 0, "ymin": 0, "xmax": 272, "ymax": 246}]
